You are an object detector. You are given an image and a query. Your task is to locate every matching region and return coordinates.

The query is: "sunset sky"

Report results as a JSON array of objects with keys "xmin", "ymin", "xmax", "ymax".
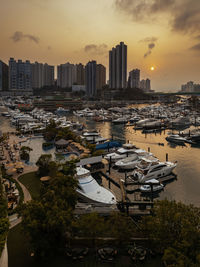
[{"xmin": 1, "ymin": 0, "xmax": 200, "ymax": 92}]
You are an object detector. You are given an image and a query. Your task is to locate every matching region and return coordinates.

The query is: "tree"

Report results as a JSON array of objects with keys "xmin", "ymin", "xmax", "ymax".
[
  {"xmin": 36, "ymin": 154, "xmax": 52, "ymax": 176},
  {"xmin": 141, "ymin": 200, "xmax": 200, "ymax": 265},
  {"xmin": 0, "ymin": 170, "xmax": 9, "ymax": 256},
  {"xmin": 107, "ymin": 212, "xmax": 136, "ymax": 244},
  {"xmin": 75, "ymin": 213, "xmax": 107, "ymax": 249},
  {"xmin": 20, "ymin": 146, "xmax": 32, "ymax": 161},
  {"xmin": 19, "ymin": 165, "xmax": 78, "ymax": 257}
]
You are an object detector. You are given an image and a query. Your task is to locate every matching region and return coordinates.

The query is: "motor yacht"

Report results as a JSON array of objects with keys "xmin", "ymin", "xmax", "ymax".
[
  {"xmin": 115, "ymin": 152, "xmax": 154, "ymax": 169},
  {"xmin": 76, "ymin": 167, "xmax": 116, "ymax": 205},
  {"xmin": 104, "ymin": 147, "xmax": 138, "ymax": 162},
  {"xmin": 166, "ymin": 134, "xmax": 187, "ymax": 145},
  {"xmin": 112, "ymin": 117, "xmax": 128, "ymax": 124},
  {"xmin": 132, "ymin": 158, "xmax": 177, "ymax": 182}
]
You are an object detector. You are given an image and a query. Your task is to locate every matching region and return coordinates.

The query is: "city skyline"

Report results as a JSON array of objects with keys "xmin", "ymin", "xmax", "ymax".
[{"xmin": 1, "ymin": 0, "xmax": 200, "ymax": 92}]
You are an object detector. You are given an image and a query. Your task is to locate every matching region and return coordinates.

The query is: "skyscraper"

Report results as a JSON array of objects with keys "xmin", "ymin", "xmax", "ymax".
[
  {"xmin": 129, "ymin": 69, "xmax": 140, "ymax": 88},
  {"xmin": 57, "ymin": 63, "xmax": 76, "ymax": 88},
  {"xmin": 0, "ymin": 60, "xmax": 8, "ymax": 91},
  {"xmin": 9, "ymin": 58, "xmax": 32, "ymax": 90},
  {"xmin": 96, "ymin": 64, "xmax": 106, "ymax": 90},
  {"xmin": 146, "ymin": 78, "xmax": 151, "ymax": 91},
  {"xmin": 85, "ymin": 61, "xmax": 96, "ymax": 97},
  {"xmin": 32, "ymin": 62, "xmax": 43, "ymax": 89},
  {"xmin": 76, "ymin": 63, "xmax": 85, "ymax": 85},
  {"xmin": 43, "ymin": 63, "xmax": 54, "ymax": 87},
  {"xmin": 109, "ymin": 42, "xmax": 127, "ymax": 89}
]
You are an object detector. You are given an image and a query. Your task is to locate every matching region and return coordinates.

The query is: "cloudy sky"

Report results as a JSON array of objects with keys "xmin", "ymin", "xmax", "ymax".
[{"xmin": 1, "ymin": 0, "xmax": 200, "ymax": 91}]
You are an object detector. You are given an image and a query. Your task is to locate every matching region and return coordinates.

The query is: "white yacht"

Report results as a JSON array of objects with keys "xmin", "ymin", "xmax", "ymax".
[
  {"xmin": 132, "ymin": 158, "xmax": 177, "ymax": 182},
  {"xmin": 76, "ymin": 167, "xmax": 116, "ymax": 205},
  {"xmin": 104, "ymin": 147, "xmax": 138, "ymax": 162},
  {"xmin": 115, "ymin": 152, "xmax": 154, "ymax": 169},
  {"xmin": 140, "ymin": 179, "xmax": 164, "ymax": 193}
]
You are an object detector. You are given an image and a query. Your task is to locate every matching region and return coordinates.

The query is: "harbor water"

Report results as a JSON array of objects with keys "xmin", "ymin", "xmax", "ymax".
[
  {"xmin": 1, "ymin": 111, "xmax": 200, "ymax": 207},
  {"xmin": 79, "ymin": 117, "xmax": 200, "ymax": 207}
]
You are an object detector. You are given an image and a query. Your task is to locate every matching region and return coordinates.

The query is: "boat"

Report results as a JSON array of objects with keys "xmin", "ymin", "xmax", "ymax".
[
  {"xmin": 170, "ymin": 117, "xmax": 191, "ymax": 128},
  {"xmin": 115, "ymin": 154, "xmax": 140, "ymax": 169},
  {"xmin": 166, "ymin": 135, "xmax": 187, "ymax": 145},
  {"xmin": 55, "ymin": 107, "xmax": 69, "ymax": 116},
  {"xmin": 104, "ymin": 147, "xmax": 137, "ymax": 162},
  {"xmin": 132, "ymin": 158, "xmax": 177, "ymax": 182},
  {"xmin": 140, "ymin": 179, "xmax": 164, "ymax": 193},
  {"xmin": 112, "ymin": 117, "xmax": 128, "ymax": 124},
  {"xmin": 76, "ymin": 167, "xmax": 116, "ymax": 205},
  {"xmin": 115, "ymin": 152, "xmax": 153, "ymax": 169},
  {"xmin": 95, "ymin": 141, "xmax": 122, "ymax": 150}
]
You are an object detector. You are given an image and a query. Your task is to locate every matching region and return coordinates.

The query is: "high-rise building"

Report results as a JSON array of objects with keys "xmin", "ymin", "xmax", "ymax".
[
  {"xmin": 0, "ymin": 60, "xmax": 9, "ymax": 91},
  {"xmin": 129, "ymin": 69, "xmax": 140, "ymax": 88},
  {"xmin": 32, "ymin": 62, "xmax": 54, "ymax": 89},
  {"xmin": 96, "ymin": 64, "xmax": 106, "ymax": 90},
  {"xmin": 9, "ymin": 58, "xmax": 32, "ymax": 90},
  {"xmin": 85, "ymin": 61, "xmax": 97, "ymax": 97},
  {"xmin": 57, "ymin": 63, "xmax": 76, "ymax": 88},
  {"xmin": 146, "ymin": 78, "xmax": 151, "ymax": 91},
  {"xmin": 140, "ymin": 78, "xmax": 151, "ymax": 92},
  {"xmin": 109, "ymin": 42, "xmax": 127, "ymax": 89},
  {"xmin": 43, "ymin": 63, "xmax": 54, "ymax": 87},
  {"xmin": 76, "ymin": 63, "xmax": 85, "ymax": 85},
  {"xmin": 32, "ymin": 62, "xmax": 43, "ymax": 89}
]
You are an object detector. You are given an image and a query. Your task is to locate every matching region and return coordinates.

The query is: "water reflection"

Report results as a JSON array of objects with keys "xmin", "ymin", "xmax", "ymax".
[{"xmin": 81, "ymin": 118, "xmax": 200, "ymax": 207}]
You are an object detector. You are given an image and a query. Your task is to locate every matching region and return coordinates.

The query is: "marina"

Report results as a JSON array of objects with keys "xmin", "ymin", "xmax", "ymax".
[{"xmin": 1, "ymin": 97, "xmax": 200, "ymax": 208}]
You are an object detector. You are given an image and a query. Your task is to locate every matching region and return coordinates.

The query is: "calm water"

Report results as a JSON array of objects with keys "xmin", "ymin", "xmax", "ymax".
[
  {"xmin": 1, "ymin": 111, "xmax": 200, "ymax": 207},
  {"xmin": 80, "ymin": 117, "xmax": 200, "ymax": 207}
]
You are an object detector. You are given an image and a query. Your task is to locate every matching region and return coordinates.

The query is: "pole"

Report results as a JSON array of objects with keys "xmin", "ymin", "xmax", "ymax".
[{"xmin": 109, "ymin": 156, "xmax": 111, "ymax": 174}]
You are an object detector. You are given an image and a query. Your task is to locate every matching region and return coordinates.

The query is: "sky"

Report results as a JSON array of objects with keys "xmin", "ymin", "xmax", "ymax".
[{"xmin": 1, "ymin": 0, "xmax": 200, "ymax": 92}]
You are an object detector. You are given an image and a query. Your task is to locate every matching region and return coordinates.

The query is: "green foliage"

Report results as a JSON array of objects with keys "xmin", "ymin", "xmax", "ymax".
[
  {"xmin": 86, "ymin": 143, "xmax": 95, "ymax": 154},
  {"xmin": 107, "ymin": 212, "xmax": 136, "ymax": 243},
  {"xmin": 141, "ymin": 200, "xmax": 200, "ymax": 266},
  {"xmin": 20, "ymin": 146, "xmax": 32, "ymax": 161},
  {"xmin": 43, "ymin": 119, "xmax": 58, "ymax": 141},
  {"xmin": 92, "ymin": 150, "xmax": 104, "ymax": 156},
  {"xmin": 75, "ymin": 213, "xmax": 106, "ymax": 239},
  {"xmin": 36, "ymin": 154, "xmax": 53, "ymax": 177},
  {"xmin": 43, "ymin": 120, "xmax": 78, "ymax": 143},
  {"xmin": 18, "ymin": 162, "xmax": 78, "ymax": 256},
  {"xmin": 0, "ymin": 170, "xmax": 9, "ymax": 257}
]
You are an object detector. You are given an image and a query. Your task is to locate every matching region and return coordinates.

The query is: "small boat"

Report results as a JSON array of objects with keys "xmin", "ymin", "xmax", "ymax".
[{"xmin": 140, "ymin": 179, "xmax": 164, "ymax": 193}]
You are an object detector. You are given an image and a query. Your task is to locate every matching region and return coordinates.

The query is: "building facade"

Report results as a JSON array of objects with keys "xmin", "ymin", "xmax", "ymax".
[
  {"xmin": 128, "ymin": 69, "xmax": 140, "ymax": 88},
  {"xmin": 75, "ymin": 63, "xmax": 85, "ymax": 85},
  {"xmin": 57, "ymin": 63, "xmax": 76, "ymax": 88},
  {"xmin": 140, "ymin": 78, "xmax": 151, "ymax": 92},
  {"xmin": 85, "ymin": 61, "xmax": 97, "ymax": 97},
  {"xmin": 96, "ymin": 64, "xmax": 106, "ymax": 90},
  {"xmin": 109, "ymin": 42, "xmax": 127, "ymax": 89},
  {"xmin": 0, "ymin": 60, "xmax": 9, "ymax": 91},
  {"xmin": 181, "ymin": 81, "xmax": 200, "ymax": 92},
  {"xmin": 9, "ymin": 58, "xmax": 32, "ymax": 90}
]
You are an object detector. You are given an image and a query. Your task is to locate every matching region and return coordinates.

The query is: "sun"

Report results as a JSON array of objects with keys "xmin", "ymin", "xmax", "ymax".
[{"xmin": 150, "ymin": 66, "xmax": 155, "ymax": 71}]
